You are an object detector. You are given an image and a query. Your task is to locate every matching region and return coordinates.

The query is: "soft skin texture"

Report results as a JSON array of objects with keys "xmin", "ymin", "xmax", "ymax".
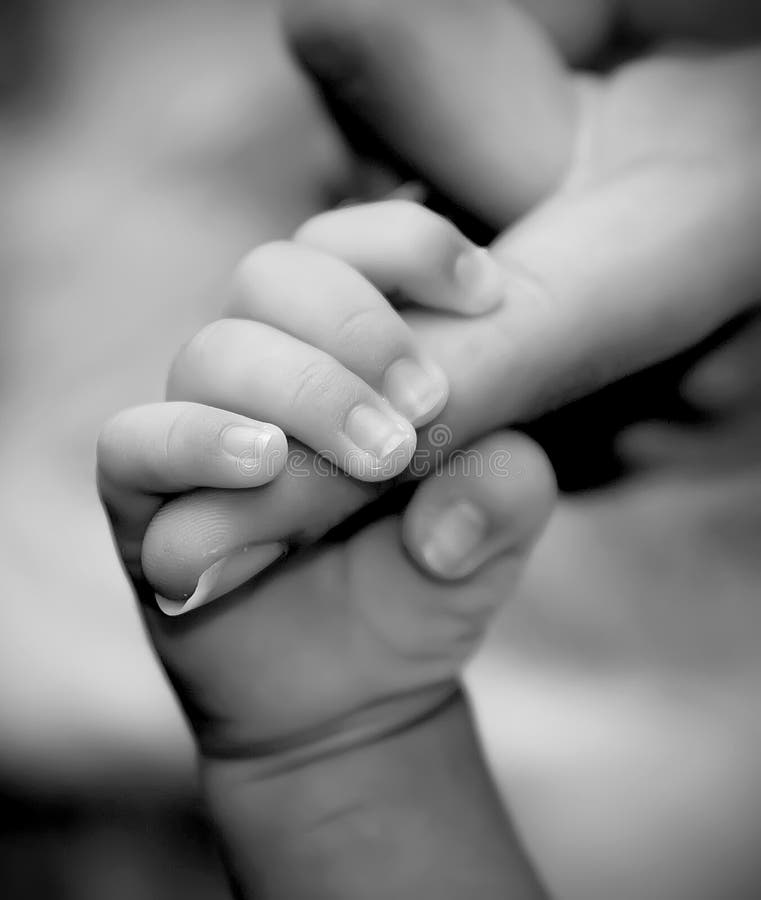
[
  {"xmin": 138, "ymin": 434, "xmax": 555, "ymax": 757},
  {"xmin": 129, "ymin": 3, "xmax": 761, "ymax": 897},
  {"xmin": 280, "ymin": 0, "xmax": 579, "ymax": 224},
  {"xmin": 100, "ymin": 421, "xmax": 556, "ymax": 898},
  {"xmin": 141, "ymin": 2, "xmax": 761, "ymax": 597},
  {"xmin": 202, "ymin": 692, "xmax": 549, "ymax": 900},
  {"xmin": 144, "ymin": 42, "xmax": 761, "ymax": 594},
  {"xmin": 96, "ymin": 218, "xmax": 557, "ymax": 896},
  {"xmin": 274, "ymin": 3, "xmax": 761, "ymax": 898}
]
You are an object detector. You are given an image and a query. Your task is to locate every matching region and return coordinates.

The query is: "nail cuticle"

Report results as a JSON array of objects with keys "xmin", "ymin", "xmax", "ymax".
[
  {"xmin": 220, "ymin": 424, "xmax": 274, "ymax": 465},
  {"xmin": 344, "ymin": 403, "xmax": 413, "ymax": 464}
]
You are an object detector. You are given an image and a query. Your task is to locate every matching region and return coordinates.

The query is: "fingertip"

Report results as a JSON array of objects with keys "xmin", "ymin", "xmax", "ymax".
[
  {"xmin": 452, "ymin": 247, "xmax": 506, "ymax": 315},
  {"xmin": 342, "ymin": 411, "xmax": 418, "ymax": 483},
  {"xmin": 403, "ymin": 432, "xmax": 556, "ymax": 580},
  {"xmin": 293, "ymin": 201, "xmax": 506, "ymax": 317},
  {"xmin": 153, "ymin": 541, "xmax": 287, "ymax": 615},
  {"xmin": 220, "ymin": 422, "xmax": 289, "ymax": 486},
  {"xmin": 415, "ymin": 498, "xmax": 490, "ymax": 580},
  {"xmin": 477, "ymin": 431, "xmax": 557, "ymax": 538}
]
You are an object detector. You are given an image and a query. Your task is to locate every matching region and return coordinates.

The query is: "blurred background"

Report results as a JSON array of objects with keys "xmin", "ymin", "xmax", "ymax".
[
  {"xmin": 2, "ymin": 1, "xmax": 760, "ymax": 899},
  {"xmin": 2, "ymin": 1, "xmax": 344, "ymax": 896}
]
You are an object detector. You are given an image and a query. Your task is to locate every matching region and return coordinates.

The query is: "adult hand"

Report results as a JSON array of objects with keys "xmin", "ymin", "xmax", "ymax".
[
  {"xmin": 282, "ymin": 0, "xmax": 761, "ymax": 400},
  {"xmin": 139, "ymin": 2, "xmax": 760, "ymax": 597},
  {"xmin": 271, "ymin": 5, "xmax": 761, "ymax": 898}
]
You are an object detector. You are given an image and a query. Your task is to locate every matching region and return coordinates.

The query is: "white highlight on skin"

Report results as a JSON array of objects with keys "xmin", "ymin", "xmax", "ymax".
[
  {"xmin": 420, "ymin": 500, "xmax": 489, "ymax": 578},
  {"xmin": 155, "ymin": 542, "xmax": 286, "ymax": 617}
]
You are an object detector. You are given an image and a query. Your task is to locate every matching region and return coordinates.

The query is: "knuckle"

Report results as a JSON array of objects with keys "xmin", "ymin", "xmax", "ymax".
[
  {"xmin": 333, "ymin": 303, "xmax": 386, "ymax": 347},
  {"xmin": 95, "ymin": 413, "xmax": 125, "ymax": 471},
  {"xmin": 184, "ymin": 318, "xmax": 228, "ymax": 356},
  {"xmin": 291, "ymin": 212, "xmax": 329, "ymax": 246},
  {"xmin": 235, "ymin": 240, "xmax": 293, "ymax": 282},
  {"xmin": 232, "ymin": 241, "xmax": 293, "ymax": 301},
  {"xmin": 176, "ymin": 319, "xmax": 233, "ymax": 371},
  {"xmin": 386, "ymin": 199, "xmax": 431, "ymax": 232},
  {"xmin": 499, "ymin": 254, "xmax": 555, "ymax": 314},
  {"xmin": 290, "ymin": 357, "xmax": 349, "ymax": 411},
  {"xmin": 489, "ymin": 254, "xmax": 556, "ymax": 363},
  {"xmin": 386, "ymin": 201, "xmax": 456, "ymax": 264},
  {"xmin": 167, "ymin": 319, "xmax": 235, "ymax": 399},
  {"xmin": 163, "ymin": 405, "xmax": 209, "ymax": 464}
]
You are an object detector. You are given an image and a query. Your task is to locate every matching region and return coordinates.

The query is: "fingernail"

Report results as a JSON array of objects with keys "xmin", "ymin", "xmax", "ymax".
[
  {"xmin": 420, "ymin": 500, "xmax": 488, "ymax": 578},
  {"xmin": 344, "ymin": 403, "xmax": 414, "ymax": 463},
  {"xmin": 383, "ymin": 358, "xmax": 448, "ymax": 426},
  {"xmin": 155, "ymin": 542, "xmax": 286, "ymax": 617},
  {"xmin": 221, "ymin": 425, "xmax": 273, "ymax": 475},
  {"xmin": 454, "ymin": 247, "xmax": 504, "ymax": 312}
]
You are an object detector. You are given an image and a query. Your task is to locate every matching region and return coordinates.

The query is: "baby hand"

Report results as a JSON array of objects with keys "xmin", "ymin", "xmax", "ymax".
[
  {"xmin": 97, "ymin": 200, "xmax": 554, "ymax": 758},
  {"xmin": 119, "ymin": 201, "xmax": 509, "ymax": 603}
]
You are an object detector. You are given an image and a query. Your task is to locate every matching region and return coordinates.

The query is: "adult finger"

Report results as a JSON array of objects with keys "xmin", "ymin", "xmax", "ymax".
[
  {"xmin": 280, "ymin": 0, "xmax": 578, "ymax": 225},
  {"xmin": 142, "ymin": 155, "xmax": 761, "ymax": 603},
  {"xmin": 485, "ymin": 153, "xmax": 761, "ymax": 411}
]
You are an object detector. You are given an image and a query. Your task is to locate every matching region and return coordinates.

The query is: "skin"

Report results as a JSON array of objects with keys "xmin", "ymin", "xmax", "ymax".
[
  {"xmin": 139, "ymin": 5, "xmax": 761, "ymax": 599},
  {"xmin": 97, "ymin": 223, "xmax": 557, "ymax": 896},
  {"xmin": 162, "ymin": 433, "xmax": 555, "ymax": 899},
  {"xmin": 98, "ymin": 1, "xmax": 761, "ymax": 895},
  {"xmin": 99, "ymin": 205, "xmax": 508, "ymax": 598},
  {"xmin": 271, "ymin": 3, "xmax": 761, "ymax": 897}
]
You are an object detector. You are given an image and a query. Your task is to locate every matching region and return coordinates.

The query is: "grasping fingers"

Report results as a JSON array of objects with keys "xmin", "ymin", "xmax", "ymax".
[
  {"xmin": 96, "ymin": 402, "xmax": 287, "ymax": 593},
  {"xmin": 292, "ymin": 200, "xmax": 505, "ymax": 314},
  {"xmin": 144, "ymin": 205, "xmax": 507, "ymax": 601},
  {"xmin": 141, "ymin": 431, "xmax": 556, "ymax": 757}
]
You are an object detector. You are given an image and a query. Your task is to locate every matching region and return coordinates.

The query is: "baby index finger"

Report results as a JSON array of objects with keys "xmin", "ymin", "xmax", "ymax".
[{"xmin": 227, "ymin": 241, "xmax": 449, "ymax": 427}]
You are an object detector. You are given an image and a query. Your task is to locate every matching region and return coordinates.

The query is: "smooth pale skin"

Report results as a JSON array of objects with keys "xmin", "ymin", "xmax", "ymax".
[
  {"xmin": 97, "ymin": 206, "xmax": 560, "ymax": 895},
  {"xmin": 275, "ymin": 3, "xmax": 761, "ymax": 899},
  {"xmin": 98, "ymin": 205, "xmax": 553, "ymax": 745},
  {"xmin": 126, "ymin": 2, "xmax": 761, "ymax": 897},
  {"xmin": 143, "ymin": 37, "xmax": 761, "ymax": 593},
  {"xmin": 95, "ymin": 1, "xmax": 761, "ymax": 897},
  {"xmin": 101, "ymin": 402, "xmax": 557, "ymax": 898},
  {"xmin": 141, "ymin": 0, "xmax": 761, "ymax": 595}
]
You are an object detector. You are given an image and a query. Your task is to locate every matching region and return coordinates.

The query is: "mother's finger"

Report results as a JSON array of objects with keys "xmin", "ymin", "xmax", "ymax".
[
  {"xmin": 281, "ymin": 0, "xmax": 577, "ymax": 225},
  {"xmin": 487, "ymin": 152, "xmax": 761, "ymax": 410},
  {"xmin": 142, "ymin": 148, "xmax": 761, "ymax": 604}
]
